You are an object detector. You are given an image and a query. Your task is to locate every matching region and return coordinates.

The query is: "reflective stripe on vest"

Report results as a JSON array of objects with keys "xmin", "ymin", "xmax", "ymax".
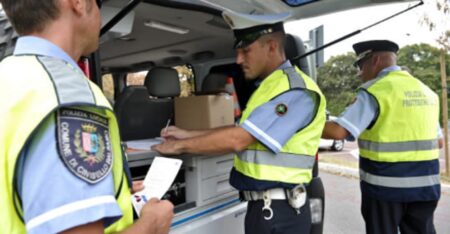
[
  {"xmin": 234, "ymin": 65, "xmax": 326, "ymax": 184},
  {"xmin": 0, "ymin": 55, "xmax": 132, "ymax": 234},
  {"xmin": 237, "ymin": 150, "xmax": 316, "ymax": 169},
  {"xmin": 358, "ymin": 71, "xmax": 439, "ymax": 163},
  {"xmin": 360, "ymin": 169, "xmax": 440, "ymax": 188},
  {"xmin": 356, "ymin": 71, "xmax": 440, "ymax": 199},
  {"xmin": 41, "ymin": 56, "xmax": 133, "ymax": 233},
  {"xmin": 358, "ymin": 139, "xmax": 439, "ymax": 152},
  {"xmin": 284, "ymin": 66, "xmax": 306, "ymax": 89},
  {"xmin": 39, "ymin": 56, "xmax": 96, "ymax": 105}
]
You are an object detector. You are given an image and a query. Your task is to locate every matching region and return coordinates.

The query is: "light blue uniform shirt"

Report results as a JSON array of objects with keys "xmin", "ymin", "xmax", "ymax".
[
  {"xmin": 334, "ymin": 65, "xmax": 442, "ymax": 140},
  {"xmin": 14, "ymin": 36, "xmax": 122, "ymax": 234},
  {"xmin": 240, "ymin": 61, "xmax": 316, "ymax": 153}
]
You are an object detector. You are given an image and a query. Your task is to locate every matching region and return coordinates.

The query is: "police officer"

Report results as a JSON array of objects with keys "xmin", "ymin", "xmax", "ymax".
[
  {"xmin": 0, "ymin": 0, "xmax": 173, "ymax": 233},
  {"xmin": 152, "ymin": 10, "xmax": 326, "ymax": 234},
  {"xmin": 322, "ymin": 40, "xmax": 442, "ymax": 234}
]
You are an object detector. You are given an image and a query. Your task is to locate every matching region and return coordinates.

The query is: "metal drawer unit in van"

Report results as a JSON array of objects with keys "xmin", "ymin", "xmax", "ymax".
[
  {"xmin": 183, "ymin": 154, "xmax": 236, "ymax": 207},
  {"xmin": 127, "ymin": 150, "xmax": 238, "ymax": 205},
  {"xmin": 126, "ymin": 149, "xmax": 245, "ymax": 233}
]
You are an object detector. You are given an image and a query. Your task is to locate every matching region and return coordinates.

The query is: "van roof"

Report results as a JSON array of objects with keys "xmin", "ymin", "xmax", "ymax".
[{"xmin": 97, "ymin": 0, "xmax": 416, "ymax": 71}]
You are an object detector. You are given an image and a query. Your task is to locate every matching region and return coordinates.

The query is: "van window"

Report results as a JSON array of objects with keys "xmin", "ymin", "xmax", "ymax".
[
  {"xmin": 102, "ymin": 73, "xmax": 114, "ymax": 103},
  {"xmin": 175, "ymin": 65, "xmax": 195, "ymax": 97},
  {"xmin": 126, "ymin": 71, "xmax": 147, "ymax": 86},
  {"xmin": 124, "ymin": 65, "xmax": 195, "ymax": 97}
]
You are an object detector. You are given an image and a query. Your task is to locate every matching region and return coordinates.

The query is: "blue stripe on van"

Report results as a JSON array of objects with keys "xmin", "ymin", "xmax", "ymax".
[{"xmin": 171, "ymin": 198, "xmax": 241, "ymax": 228}]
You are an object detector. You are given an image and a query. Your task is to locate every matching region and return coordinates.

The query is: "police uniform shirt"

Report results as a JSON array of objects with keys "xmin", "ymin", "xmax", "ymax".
[
  {"xmin": 334, "ymin": 65, "xmax": 442, "ymax": 140},
  {"xmin": 14, "ymin": 36, "xmax": 122, "ymax": 234},
  {"xmin": 231, "ymin": 61, "xmax": 316, "ymax": 190}
]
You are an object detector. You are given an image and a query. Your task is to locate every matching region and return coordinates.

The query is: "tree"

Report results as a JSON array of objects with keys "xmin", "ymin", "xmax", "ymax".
[
  {"xmin": 421, "ymin": 0, "xmax": 450, "ymax": 50},
  {"xmin": 317, "ymin": 52, "xmax": 361, "ymax": 115},
  {"xmin": 397, "ymin": 43, "xmax": 450, "ymax": 93},
  {"xmin": 317, "ymin": 43, "xmax": 450, "ymax": 117},
  {"xmin": 420, "ymin": 0, "xmax": 450, "ymax": 177}
]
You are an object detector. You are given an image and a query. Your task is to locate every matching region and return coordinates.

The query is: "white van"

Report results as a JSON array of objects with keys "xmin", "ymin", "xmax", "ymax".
[{"xmin": 0, "ymin": 1, "xmax": 417, "ymax": 233}]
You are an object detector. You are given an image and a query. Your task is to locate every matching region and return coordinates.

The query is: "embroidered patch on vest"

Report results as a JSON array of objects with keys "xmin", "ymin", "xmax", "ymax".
[
  {"xmin": 275, "ymin": 103, "xmax": 288, "ymax": 116},
  {"xmin": 57, "ymin": 108, "xmax": 112, "ymax": 184}
]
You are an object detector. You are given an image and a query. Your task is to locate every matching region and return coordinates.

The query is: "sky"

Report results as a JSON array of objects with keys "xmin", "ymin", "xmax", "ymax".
[{"xmin": 285, "ymin": 1, "xmax": 447, "ymax": 61}]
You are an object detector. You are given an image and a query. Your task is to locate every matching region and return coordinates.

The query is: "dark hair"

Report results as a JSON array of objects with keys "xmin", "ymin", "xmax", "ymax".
[
  {"xmin": 0, "ymin": 0, "xmax": 60, "ymax": 35},
  {"xmin": 260, "ymin": 31, "xmax": 286, "ymax": 54}
]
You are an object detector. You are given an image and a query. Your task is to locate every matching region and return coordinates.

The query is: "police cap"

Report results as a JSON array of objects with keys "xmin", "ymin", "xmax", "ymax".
[
  {"xmin": 222, "ymin": 10, "xmax": 290, "ymax": 49},
  {"xmin": 352, "ymin": 40, "xmax": 399, "ymax": 67}
]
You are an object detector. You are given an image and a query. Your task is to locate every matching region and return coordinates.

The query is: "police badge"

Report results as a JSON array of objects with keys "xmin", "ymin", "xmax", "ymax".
[
  {"xmin": 275, "ymin": 103, "xmax": 288, "ymax": 116},
  {"xmin": 57, "ymin": 108, "xmax": 113, "ymax": 184}
]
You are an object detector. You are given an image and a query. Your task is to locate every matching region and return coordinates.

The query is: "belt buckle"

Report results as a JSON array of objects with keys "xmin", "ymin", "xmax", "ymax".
[{"xmin": 242, "ymin": 191, "xmax": 262, "ymax": 201}]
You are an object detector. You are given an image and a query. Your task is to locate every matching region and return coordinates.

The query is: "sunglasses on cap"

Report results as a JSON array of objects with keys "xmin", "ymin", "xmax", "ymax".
[
  {"xmin": 235, "ymin": 28, "xmax": 274, "ymax": 49},
  {"xmin": 354, "ymin": 53, "xmax": 373, "ymax": 70},
  {"xmin": 96, "ymin": 0, "xmax": 102, "ymax": 8}
]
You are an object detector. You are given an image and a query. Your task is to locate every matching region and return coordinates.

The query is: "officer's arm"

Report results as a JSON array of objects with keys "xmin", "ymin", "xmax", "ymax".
[
  {"xmin": 59, "ymin": 219, "xmax": 162, "ymax": 234},
  {"xmin": 60, "ymin": 220, "xmax": 104, "ymax": 234},
  {"xmin": 181, "ymin": 126, "xmax": 255, "ymax": 154},
  {"xmin": 437, "ymin": 124, "xmax": 444, "ymax": 149},
  {"xmin": 322, "ymin": 121, "xmax": 350, "ymax": 140},
  {"xmin": 438, "ymin": 138, "xmax": 444, "ymax": 149},
  {"xmin": 153, "ymin": 125, "xmax": 256, "ymax": 155},
  {"xmin": 61, "ymin": 198, "xmax": 174, "ymax": 234},
  {"xmin": 322, "ymin": 91, "xmax": 378, "ymax": 141}
]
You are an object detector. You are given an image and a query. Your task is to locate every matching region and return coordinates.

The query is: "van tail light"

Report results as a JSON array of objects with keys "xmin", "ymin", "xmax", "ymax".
[
  {"xmin": 315, "ymin": 151, "xmax": 319, "ymax": 161},
  {"xmin": 77, "ymin": 57, "xmax": 91, "ymax": 79}
]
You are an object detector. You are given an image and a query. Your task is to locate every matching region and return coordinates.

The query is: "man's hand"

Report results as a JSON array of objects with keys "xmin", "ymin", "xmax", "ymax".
[
  {"xmin": 160, "ymin": 126, "xmax": 189, "ymax": 140},
  {"xmin": 152, "ymin": 140, "xmax": 183, "ymax": 155},
  {"xmin": 140, "ymin": 198, "xmax": 174, "ymax": 234}
]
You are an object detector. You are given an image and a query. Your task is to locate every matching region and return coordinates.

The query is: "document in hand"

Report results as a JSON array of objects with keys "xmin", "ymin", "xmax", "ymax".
[{"xmin": 131, "ymin": 156, "xmax": 182, "ymax": 216}]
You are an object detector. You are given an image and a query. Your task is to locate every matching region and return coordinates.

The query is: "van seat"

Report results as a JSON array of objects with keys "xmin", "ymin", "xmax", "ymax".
[
  {"xmin": 201, "ymin": 73, "xmax": 228, "ymax": 94},
  {"xmin": 285, "ymin": 34, "xmax": 311, "ymax": 76},
  {"xmin": 114, "ymin": 67, "xmax": 180, "ymax": 141}
]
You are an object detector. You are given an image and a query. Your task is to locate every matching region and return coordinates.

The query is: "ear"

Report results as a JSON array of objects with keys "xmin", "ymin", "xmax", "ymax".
[
  {"xmin": 66, "ymin": 0, "xmax": 86, "ymax": 16},
  {"xmin": 268, "ymin": 39, "xmax": 278, "ymax": 54},
  {"xmin": 373, "ymin": 54, "xmax": 383, "ymax": 67}
]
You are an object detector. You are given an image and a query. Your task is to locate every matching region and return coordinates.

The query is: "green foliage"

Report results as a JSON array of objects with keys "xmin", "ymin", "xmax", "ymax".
[
  {"xmin": 397, "ymin": 43, "xmax": 450, "ymax": 93},
  {"xmin": 318, "ymin": 43, "xmax": 450, "ymax": 118},
  {"xmin": 317, "ymin": 52, "xmax": 361, "ymax": 115},
  {"xmin": 397, "ymin": 44, "xmax": 450, "ymax": 123}
]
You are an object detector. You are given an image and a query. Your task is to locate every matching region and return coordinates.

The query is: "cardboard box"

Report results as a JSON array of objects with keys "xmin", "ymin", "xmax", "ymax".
[{"xmin": 175, "ymin": 95, "xmax": 234, "ymax": 130}]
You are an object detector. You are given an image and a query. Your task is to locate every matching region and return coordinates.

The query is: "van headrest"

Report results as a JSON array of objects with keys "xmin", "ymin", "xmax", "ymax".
[
  {"xmin": 284, "ymin": 34, "xmax": 310, "ymax": 76},
  {"xmin": 144, "ymin": 67, "xmax": 180, "ymax": 98},
  {"xmin": 201, "ymin": 73, "xmax": 228, "ymax": 93}
]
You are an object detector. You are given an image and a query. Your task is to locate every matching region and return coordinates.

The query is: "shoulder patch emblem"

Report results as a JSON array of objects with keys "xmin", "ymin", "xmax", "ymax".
[
  {"xmin": 57, "ymin": 108, "xmax": 112, "ymax": 184},
  {"xmin": 275, "ymin": 103, "xmax": 288, "ymax": 116}
]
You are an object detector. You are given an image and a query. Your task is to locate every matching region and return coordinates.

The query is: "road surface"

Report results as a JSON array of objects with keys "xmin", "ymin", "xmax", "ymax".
[{"xmin": 319, "ymin": 142, "xmax": 450, "ymax": 234}]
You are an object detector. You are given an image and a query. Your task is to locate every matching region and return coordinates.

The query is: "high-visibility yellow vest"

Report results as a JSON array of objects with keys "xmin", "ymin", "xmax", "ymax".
[
  {"xmin": 234, "ymin": 66, "xmax": 326, "ymax": 185},
  {"xmin": 0, "ymin": 55, "xmax": 133, "ymax": 233},
  {"xmin": 358, "ymin": 70, "xmax": 440, "ymax": 194}
]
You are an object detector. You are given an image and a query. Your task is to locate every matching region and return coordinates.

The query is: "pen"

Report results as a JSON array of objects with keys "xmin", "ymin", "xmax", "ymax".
[{"xmin": 164, "ymin": 118, "xmax": 171, "ymax": 134}]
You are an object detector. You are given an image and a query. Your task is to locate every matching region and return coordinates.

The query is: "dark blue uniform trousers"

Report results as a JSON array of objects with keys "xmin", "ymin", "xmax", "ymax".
[
  {"xmin": 361, "ymin": 195, "xmax": 438, "ymax": 234},
  {"xmin": 245, "ymin": 199, "xmax": 311, "ymax": 234}
]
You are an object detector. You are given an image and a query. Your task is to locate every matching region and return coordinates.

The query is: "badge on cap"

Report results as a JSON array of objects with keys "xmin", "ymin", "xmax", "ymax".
[
  {"xmin": 222, "ymin": 10, "xmax": 291, "ymax": 49},
  {"xmin": 275, "ymin": 103, "xmax": 288, "ymax": 116},
  {"xmin": 57, "ymin": 108, "xmax": 112, "ymax": 184}
]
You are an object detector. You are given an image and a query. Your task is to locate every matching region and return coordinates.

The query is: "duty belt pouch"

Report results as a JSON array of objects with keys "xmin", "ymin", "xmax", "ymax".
[{"xmin": 286, "ymin": 184, "xmax": 307, "ymax": 214}]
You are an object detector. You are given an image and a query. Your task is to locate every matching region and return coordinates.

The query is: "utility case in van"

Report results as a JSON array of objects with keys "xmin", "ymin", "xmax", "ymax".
[{"xmin": 174, "ymin": 94, "xmax": 234, "ymax": 130}]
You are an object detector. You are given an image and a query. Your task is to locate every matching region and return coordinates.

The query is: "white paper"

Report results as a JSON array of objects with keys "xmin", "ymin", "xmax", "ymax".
[
  {"xmin": 131, "ymin": 156, "xmax": 182, "ymax": 216},
  {"xmin": 126, "ymin": 138, "xmax": 163, "ymax": 150}
]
